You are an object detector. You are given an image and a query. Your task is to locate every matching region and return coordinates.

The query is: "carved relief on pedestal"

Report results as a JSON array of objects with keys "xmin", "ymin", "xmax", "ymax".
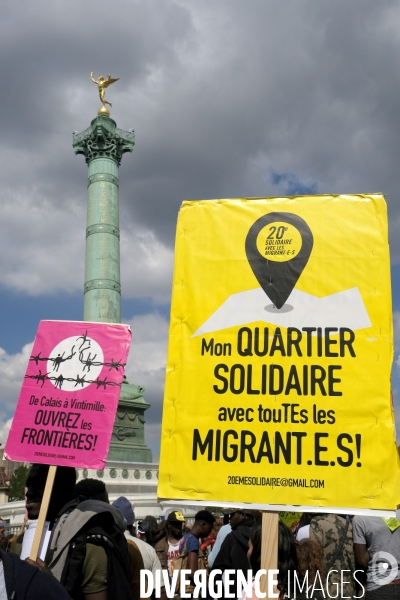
[{"xmin": 113, "ymin": 411, "xmax": 145, "ymax": 442}]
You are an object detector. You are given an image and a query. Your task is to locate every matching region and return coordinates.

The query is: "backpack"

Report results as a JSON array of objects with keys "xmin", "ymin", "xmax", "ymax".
[
  {"xmin": 45, "ymin": 498, "xmax": 133, "ymax": 600},
  {"xmin": 171, "ymin": 534, "xmax": 209, "ymax": 595}
]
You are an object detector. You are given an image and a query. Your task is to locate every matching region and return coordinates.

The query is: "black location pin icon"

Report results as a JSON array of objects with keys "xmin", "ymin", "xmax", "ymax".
[{"xmin": 245, "ymin": 211, "xmax": 313, "ymax": 309}]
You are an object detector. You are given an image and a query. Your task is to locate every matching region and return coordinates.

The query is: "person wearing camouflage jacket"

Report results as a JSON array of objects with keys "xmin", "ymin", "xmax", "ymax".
[{"xmin": 310, "ymin": 514, "xmax": 357, "ymax": 598}]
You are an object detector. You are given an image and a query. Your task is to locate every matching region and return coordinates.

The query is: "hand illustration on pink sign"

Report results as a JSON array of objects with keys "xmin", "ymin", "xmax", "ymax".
[{"xmin": 4, "ymin": 320, "xmax": 132, "ymax": 469}]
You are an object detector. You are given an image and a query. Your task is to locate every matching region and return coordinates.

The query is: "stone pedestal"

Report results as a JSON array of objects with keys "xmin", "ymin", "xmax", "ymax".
[{"xmin": 108, "ymin": 380, "xmax": 152, "ymax": 462}]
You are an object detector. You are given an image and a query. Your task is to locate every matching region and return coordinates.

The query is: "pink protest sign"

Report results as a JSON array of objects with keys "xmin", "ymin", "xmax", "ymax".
[{"xmin": 5, "ymin": 320, "xmax": 131, "ymax": 469}]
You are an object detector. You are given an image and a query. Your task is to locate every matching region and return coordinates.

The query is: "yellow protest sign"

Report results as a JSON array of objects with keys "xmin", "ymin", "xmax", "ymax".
[
  {"xmin": 158, "ymin": 195, "xmax": 399, "ymax": 510},
  {"xmin": 279, "ymin": 512, "xmax": 302, "ymax": 531}
]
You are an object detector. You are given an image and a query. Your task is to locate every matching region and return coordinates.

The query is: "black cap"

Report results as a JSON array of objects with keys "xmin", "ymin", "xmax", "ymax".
[
  {"xmin": 222, "ymin": 507, "xmax": 254, "ymax": 516},
  {"xmin": 167, "ymin": 510, "xmax": 185, "ymax": 522}
]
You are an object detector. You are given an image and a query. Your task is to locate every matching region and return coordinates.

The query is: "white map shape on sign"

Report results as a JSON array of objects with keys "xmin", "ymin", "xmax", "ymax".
[{"xmin": 192, "ymin": 287, "xmax": 371, "ymax": 337}]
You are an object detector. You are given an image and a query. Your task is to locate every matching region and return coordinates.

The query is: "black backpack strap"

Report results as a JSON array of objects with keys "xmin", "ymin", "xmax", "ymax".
[
  {"xmin": 60, "ymin": 526, "xmax": 86, "ymax": 600},
  {"xmin": 88, "ymin": 522, "xmax": 133, "ymax": 600},
  {"xmin": 48, "ymin": 502, "xmax": 133, "ymax": 600}
]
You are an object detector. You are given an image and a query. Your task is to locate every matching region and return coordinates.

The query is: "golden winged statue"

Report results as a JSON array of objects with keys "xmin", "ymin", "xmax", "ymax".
[{"xmin": 90, "ymin": 72, "xmax": 119, "ymax": 114}]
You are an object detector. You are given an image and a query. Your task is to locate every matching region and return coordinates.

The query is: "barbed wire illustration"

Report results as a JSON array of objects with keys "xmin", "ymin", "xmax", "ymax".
[
  {"xmin": 25, "ymin": 372, "xmax": 123, "ymax": 390},
  {"xmin": 76, "ymin": 330, "xmax": 91, "ymax": 350},
  {"xmin": 26, "ymin": 370, "xmax": 50, "ymax": 388},
  {"xmin": 30, "ymin": 347, "xmax": 76, "ymax": 371},
  {"xmin": 28, "ymin": 331, "xmax": 126, "ymax": 371},
  {"xmin": 26, "ymin": 330, "xmax": 126, "ymax": 389},
  {"xmin": 79, "ymin": 350, "xmax": 126, "ymax": 372}
]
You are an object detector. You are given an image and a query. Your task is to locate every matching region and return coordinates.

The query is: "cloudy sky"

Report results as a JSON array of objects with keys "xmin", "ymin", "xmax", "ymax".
[{"xmin": 1, "ymin": 0, "xmax": 400, "ymax": 461}]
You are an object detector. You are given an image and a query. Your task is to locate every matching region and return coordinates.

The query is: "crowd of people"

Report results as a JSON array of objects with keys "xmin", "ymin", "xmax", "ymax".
[{"xmin": 0, "ymin": 463, "xmax": 398, "ymax": 599}]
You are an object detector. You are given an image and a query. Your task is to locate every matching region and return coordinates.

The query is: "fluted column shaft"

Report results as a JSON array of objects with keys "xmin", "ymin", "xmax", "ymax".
[
  {"xmin": 72, "ymin": 114, "xmax": 134, "ymax": 323},
  {"xmin": 84, "ymin": 157, "xmax": 121, "ymax": 322}
]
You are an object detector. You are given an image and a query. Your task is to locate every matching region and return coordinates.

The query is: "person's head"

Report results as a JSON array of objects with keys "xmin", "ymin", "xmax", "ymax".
[
  {"xmin": 248, "ymin": 522, "xmax": 262, "ymax": 573},
  {"xmin": 278, "ymin": 521, "xmax": 298, "ymax": 596},
  {"xmin": 229, "ymin": 510, "xmax": 246, "ymax": 528},
  {"xmin": 144, "ymin": 515, "xmax": 157, "ymax": 522},
  {"xmin": 137, "ymin": 524, "xmax": 147, "ymax": 542},
  {"xmin": 25, "ymin": 464, "xmax": 76, "ymax": 522},
  {"xmin": 112, "ymin": 496, "xmax": 135, "ymax": 534},
  {"xmin": 252, "ymin": 510, "xmax": 262, "ymax": 523},
  {"xmin": 166, "ymin": 510, "xmax": 185, "ymax": 540},
  {"xmin": 223, "ymin": 508, "xmax": 253, "ymax": 529},
  {"xmin": 297, "ymin": 512, "xmax": 320, "ymax": 530},
  {"xmin": 295, "ymin": 539, "xmax": 325, "ymax": 584},
  {"xmin": 152, "ymin": 521, "xmax": 167, "ymax": 545},
  {"xmin": 222, "ymin": 508, "xmax": 243, "ymax": 527},
  {"xmin": 193, "ymin": 510, "xmax": 215, "ymax": 538},
  {"xmin": 72, "ymin": 478, "xmax": 109, "ymax": 503},
  {"xmin": 212, "ymin": 516, "xmax": 223, "ymax": 537},
  {"xmin": 138, "ymin": 518, "xmax": 158, "ymax": 546}
]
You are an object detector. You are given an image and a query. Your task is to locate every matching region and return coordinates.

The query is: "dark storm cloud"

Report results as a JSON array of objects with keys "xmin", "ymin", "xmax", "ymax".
[
  {"xmin": 117, "ymin": 0, "xmax": 400, "ymax": 254},
  {"xmin": 2, "ymin": 0, "xmax": 400, "ymax": 280}
]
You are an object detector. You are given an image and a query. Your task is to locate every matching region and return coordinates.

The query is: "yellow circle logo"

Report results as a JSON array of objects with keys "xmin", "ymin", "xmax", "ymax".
[{"xmin": 256, "ymin": 221, "xmax": 302, "ymax": 262}]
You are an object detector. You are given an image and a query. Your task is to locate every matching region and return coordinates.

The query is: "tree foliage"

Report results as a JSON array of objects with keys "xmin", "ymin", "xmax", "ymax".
[{"xmin": 7, "ymin": 465, "xmax": 29, "ymax": 502}]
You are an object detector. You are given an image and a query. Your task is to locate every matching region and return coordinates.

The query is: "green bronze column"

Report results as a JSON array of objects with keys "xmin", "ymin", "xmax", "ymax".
[
  {"xmin": 73, "ymin": 103, "xmax": 152, "ymax": 462},
  {"xmin": 85, "ymin": 155, "xmax": 121, "ymax": 322},
  {"xmin": 73, "ymin": 115, "xmax": 133, "ymax": 322}
]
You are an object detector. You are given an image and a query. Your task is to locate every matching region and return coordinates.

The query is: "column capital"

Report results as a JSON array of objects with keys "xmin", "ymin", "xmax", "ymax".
[{"xmin": 73, "ymin": 115, "xmax": 135, "ymax": 165}]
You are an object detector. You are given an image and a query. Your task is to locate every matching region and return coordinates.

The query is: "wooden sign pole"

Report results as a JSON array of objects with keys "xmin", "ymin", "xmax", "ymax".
[
  {"xmin": 29, "ymin": 465, "xmax": 57, "ymax": 561},
  {"xmin": 260, "ymin": 511, "xmax": 279, "ymax": 599}
]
